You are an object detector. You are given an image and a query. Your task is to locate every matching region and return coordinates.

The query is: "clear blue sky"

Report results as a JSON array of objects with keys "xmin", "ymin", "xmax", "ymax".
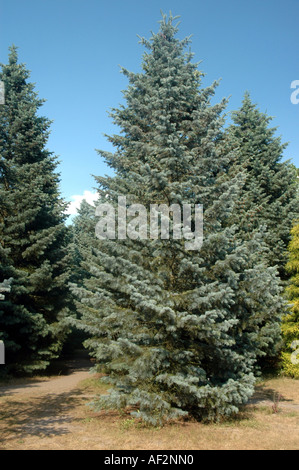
[{"xmin": 1, "ymin": 0, "xmax": 298, "ymax": 210}]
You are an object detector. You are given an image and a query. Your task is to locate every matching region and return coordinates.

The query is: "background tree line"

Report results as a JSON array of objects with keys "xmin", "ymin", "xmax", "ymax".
[{"xmin": 0, "ymin": 16, "xmax": 298, "ymax": 423}]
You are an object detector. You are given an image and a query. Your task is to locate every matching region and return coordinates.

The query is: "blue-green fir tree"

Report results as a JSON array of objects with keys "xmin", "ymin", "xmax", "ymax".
[
  {"xmin": 0, "ymin": 46, "xmax": 71, "ymax": 375},
  {"xmin": 73, "ymin": 15, "xmax": 285, "ymax": 424}
]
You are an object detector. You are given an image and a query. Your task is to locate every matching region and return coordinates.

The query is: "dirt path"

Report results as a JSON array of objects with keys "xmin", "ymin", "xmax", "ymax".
[
  {"xmin": 0, "ymin": 354, "xmax": 93, "ymax": 398},
  {"xmin": 0, "ymin": 352, "xmax": 96, "ymax": 446},
  {"xmin": 0, "ymin": 359, "xmax": 298, "ymax": 450}
]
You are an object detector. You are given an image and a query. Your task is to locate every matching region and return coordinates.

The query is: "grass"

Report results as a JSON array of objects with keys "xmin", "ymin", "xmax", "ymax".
[
  {"xmin": 0, "ymin": 373, "xmax": 298, "ymax": 450},
  {"xmin": 76, "ymin": 376, "xmax": 110, "ymax": 392}
]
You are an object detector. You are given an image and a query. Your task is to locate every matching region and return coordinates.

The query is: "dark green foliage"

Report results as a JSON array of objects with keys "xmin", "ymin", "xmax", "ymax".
[
  {"xmin": 0, "ymin": 46, "xmax": 71, "ymax": 375},
  {"xmin": 69, "ymin": 199, "xmax": 97, "ymax": 286},
  {"xmin": 73, "ymin": 15, "xmax": 285, "ymax": 424},
  {"xmin": 227, "ymin": 93, "xmax": 299, "ymax": 277},
  {"xmin": 65, "ymin": 199, "xmax": 97, "ymax": 353}
]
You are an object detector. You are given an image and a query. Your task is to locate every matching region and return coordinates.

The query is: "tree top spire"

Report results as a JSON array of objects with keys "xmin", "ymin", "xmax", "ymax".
[{"xmin": 8, "ymin": 45, "xmax": 18, "ymax": 65}]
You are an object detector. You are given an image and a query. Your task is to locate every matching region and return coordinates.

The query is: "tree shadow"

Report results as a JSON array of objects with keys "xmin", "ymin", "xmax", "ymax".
[
  {"xmin": 249, "ymin": 383, "xmax": 293, "ymax": 404},
  {"xmin": 0, "ymin": 388, "xmax": 86, "ymax": 441}
]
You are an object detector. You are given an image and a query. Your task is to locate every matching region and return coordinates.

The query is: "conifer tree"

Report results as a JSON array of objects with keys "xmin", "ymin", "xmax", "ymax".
[
  {"xmin": 65, "ymin": 199, "xmax": 97, "ymax": 352},
  {"xmin": 74, "ymin": 14, "xmax": 285, "ymax": 424},
  {"xmin": 70, "ymin": 199, "xmax": 97, "ymax": 286},
  {"xmin": 0, "ymin": 46, "xmax": 71, "ymax": 374},
  {"xmin": 227, "ymin": 93, "xmax": 299, "ymax": 277}
]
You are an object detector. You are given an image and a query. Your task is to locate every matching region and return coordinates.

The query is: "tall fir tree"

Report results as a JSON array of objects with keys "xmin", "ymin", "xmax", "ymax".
[
  {"xmin": 227, "ymin": 92, "xmax": 299, "ymax": 277},
  {"xmin": 73, "ymin": 14, "xmax": 285, "ymax": 424},
  {"xmin": 0, "ymin": 46, "xmax": 71, "ymax": 375}
]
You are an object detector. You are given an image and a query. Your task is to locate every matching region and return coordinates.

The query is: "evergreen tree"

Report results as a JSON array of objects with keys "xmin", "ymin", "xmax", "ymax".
[
  {"xmin": 0, "ymin": 46, "xmax": 71, "ymax": 374},
  {"xmin": 73, "ymin": 14, "xmax": 284, "ymax": 424},
  {"xmin": 227, "ymin": 93, "xmax": 299, "ymax": 277},
  {"xmin": 70, "ymin": 199, "xmax": 97, "ymax": 286},
  {"xmin": 64, "ymin": 199, "xmax": 97, "ymax": 352}
]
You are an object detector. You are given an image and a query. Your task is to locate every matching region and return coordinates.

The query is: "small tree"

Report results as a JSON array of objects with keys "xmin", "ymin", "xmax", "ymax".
[
  {"xmin": 65, "ymin": 199, "xmax": 97, "ymax": 352},
  {"xmin": 69, "ymin": 199, "xmax": 97, "ymax": 286}
]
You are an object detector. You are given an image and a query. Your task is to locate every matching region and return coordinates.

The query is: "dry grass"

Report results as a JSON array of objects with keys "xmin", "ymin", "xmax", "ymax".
[{"xmin": 0, "ymin": 373, "xmax": 299, "ymax": 450}]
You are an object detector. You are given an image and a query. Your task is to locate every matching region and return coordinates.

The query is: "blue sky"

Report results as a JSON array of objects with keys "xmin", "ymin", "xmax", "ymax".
[{"xmin": 1, "ymin": 0, "xmax": 298, "ymax": 214}]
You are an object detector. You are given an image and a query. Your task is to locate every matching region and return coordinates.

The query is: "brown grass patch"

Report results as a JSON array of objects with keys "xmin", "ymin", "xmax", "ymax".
[{"xmin": 1, "ymin": 374, "xmax": 298, "ymax": 450}]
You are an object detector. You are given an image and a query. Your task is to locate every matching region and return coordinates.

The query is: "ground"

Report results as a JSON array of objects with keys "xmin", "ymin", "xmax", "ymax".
[{"xmin": 0, "ymin": 352, "xmax": 298, "ymax": 450}]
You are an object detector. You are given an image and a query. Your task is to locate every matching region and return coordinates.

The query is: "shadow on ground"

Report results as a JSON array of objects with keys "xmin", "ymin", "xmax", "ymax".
[
  {"xmin": 0, "ymin": 388, "xmax": 86, "ymax": 440},
  {"xmin": 0, "ymin": 350, "xmax": 95, "ymax": 443},
  {"xmin": 250, "ymin": 383, "xmax": 293, "ymax": 404},
  {"xmin": 44, "ymin": 349, "xmax": 94, "ymax": 376}
]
